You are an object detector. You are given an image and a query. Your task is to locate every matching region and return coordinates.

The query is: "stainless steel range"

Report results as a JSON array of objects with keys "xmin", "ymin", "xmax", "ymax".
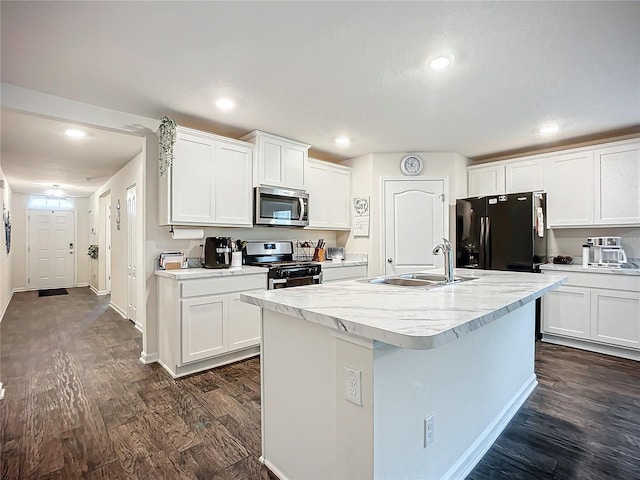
[{"xmin": 244, "ymin": 241, "xmax": 321, "ymax": 289}]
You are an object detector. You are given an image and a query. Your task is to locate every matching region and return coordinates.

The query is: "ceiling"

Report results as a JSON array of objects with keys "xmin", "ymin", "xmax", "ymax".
[{"xmin": 1, "ymin": 1, "xmax": 639, "ymax": 196}]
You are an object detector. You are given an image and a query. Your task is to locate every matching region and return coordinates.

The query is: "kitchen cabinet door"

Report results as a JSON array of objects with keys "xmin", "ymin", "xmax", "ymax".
[
  {"xmin": 591, "ymin": 288, "xmax": 640, "ymax": 349},
  {"xmin": 306, "ymin": 159, "xmax": 351, "ymax": 230},
  {"xmin": 242, "ymin": 130, "xmax": 310, "ymax": 189},
  {"xmin": 171, "ymin": 132, "xmax": 216, "ymax": 224},
  {"xmin": 594, "ymin": 142, "xmax": 640, "ymax": 225},
  {"xmin": 467, "ymin": 164, "xmax": 505, "ymax": 197},
  {"xmin": 228, "ymin": 292, "xmax": 262, "ymax": 351},
  {"xmin": 284, "ymin": 143, "xmax": 307, "ymax": 189},
  {"xmin": 544, "ymin": 151, "xmax": 594, "ymax": 227},
  {"xmin": 542, "ymin": 285, "xmax": 591, "ymax": 339},
  {"xmin": 505, "ymin": 158, "xmax": 543, "ymax": 194},
  {"xmin": 181, "ymin": 295, "xmax": 228, "ymax": 363},
  {"xmin": 215, "ymin": 142, "xmax": 253, "ymax": 226}
]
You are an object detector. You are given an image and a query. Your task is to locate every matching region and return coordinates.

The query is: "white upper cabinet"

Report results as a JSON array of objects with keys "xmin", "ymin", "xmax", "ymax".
[
  {"xmin": 306, "ymin": 159, "xmax": 351, "ymax": 230},
  {"xmin": 544, "ymin": 150, "xmax": 595, "ymax": 227},
  {"xmin": 467, "ymin": 164, "xmax": 505, "ymax": 197},
  {"xmin": 543, "ymin": 139, "xmax": 640, "ymax": 228},
  {"xmin": 241, "ymin": 130, "xmax": 310, "ymax": 190},
  {"xmin": 505, "ymin": 158, "xmax": 544, "ymax": 193},
  {"xmin": 158, "ymin": 126, "xmax": 254, "ymax": 226},
  {"xmin": 593, "ymin": 141, "xmax": 640, "ymax": 225}
]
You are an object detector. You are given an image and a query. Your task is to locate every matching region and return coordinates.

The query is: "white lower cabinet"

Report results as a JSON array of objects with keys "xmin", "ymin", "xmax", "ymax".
[
  {"xmin": 157, "ymin": 272, "xmax": 266, "ymax": 377},
  {"xmin": 542, "ymin": 270, "xmax": 640, "ymax": 359},
  {"xmin": 321, "ymin": 264, "xmax": 368, "ymax": 283}
]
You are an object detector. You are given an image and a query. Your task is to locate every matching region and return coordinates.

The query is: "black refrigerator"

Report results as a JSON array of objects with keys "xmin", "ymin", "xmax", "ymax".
[{"xmin": 456, "ymin": 192, "xmax": 548, "ymax": 339}]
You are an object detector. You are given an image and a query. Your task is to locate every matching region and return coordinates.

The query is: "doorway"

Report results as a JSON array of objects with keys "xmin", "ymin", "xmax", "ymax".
[
  {"xmin": 127, "ymin": 184, "xmax": 137, "ymax": 325},
  {"xmin": 28, "ymin": 209, "xmax": 75, "ymax": 290},
  {"xmin": 383, "ymin": 178, "xmax": 448, "ymax": 276},
  {"xmin": 98, "ymin": 193, "xmax": 112, "ymax": 294}
]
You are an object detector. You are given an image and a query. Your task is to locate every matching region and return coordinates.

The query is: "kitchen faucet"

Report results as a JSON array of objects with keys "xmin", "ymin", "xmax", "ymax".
[{"xmin": 432, "ymin": 238, "xmax": 454, "ymax": 283}]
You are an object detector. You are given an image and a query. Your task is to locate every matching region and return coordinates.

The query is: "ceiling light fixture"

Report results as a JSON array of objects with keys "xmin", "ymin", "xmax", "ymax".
[
  {"xmin": 428, "ymin": 56, "xmax": 452, "ymax": 70},
  {"xmin": 538, "ymin": 123, "xmax": 559, "ymax": 135},
  {"xmin": 65, "ymin": 128, "xmax": 85, "ymax": 139},
  {"xmin": 215, "ymin": 97, "xmax": 235, "ymax": 111},
  {"xmin": 335, "ymin": 136, "xmax": 351, "ymax": 147},
  {"xmin": 45, "ymin": 184, "xmax": 67, "ymax": 199}
]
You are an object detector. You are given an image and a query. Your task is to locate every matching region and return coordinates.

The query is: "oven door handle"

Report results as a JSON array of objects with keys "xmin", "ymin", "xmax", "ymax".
[{"xmin": 299, "ymin": 197, "xmax": 306, "ymax": 221}]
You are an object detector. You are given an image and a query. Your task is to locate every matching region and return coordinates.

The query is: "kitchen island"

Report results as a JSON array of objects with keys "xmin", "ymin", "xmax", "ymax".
[{"xmin": 241, "ymin": 269, "xmax": 566, "ymax": 480}]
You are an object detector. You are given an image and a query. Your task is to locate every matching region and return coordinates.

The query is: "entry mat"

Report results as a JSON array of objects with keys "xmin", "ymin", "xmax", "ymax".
[{"xmin": 38, "ymin": 288, "xmax": 68, "ymax": 297}]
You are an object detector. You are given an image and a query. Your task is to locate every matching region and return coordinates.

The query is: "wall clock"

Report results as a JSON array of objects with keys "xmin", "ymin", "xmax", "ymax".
[{"xmin": 400, "ymin": 155, "xmax": 424, "ymax": 176}]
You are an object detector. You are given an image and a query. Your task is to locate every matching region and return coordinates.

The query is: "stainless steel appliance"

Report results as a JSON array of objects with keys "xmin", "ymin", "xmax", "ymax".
[
  {"xmin": 587, "ymin": 236, "xmax": 628, "ymax": 267},
  {"xmin": 456, "ymin": 192, "xmax": 547, "ymax": 340},
  {"xmin": 244, "ymin": 240, "xmax": 321, "ymax": 289},
  {"xmin": 254, "ymin": 186, "xmax": 309, "ymax": 227},
  {"xmin": 203, "ymin": 237, "xmax": 232, "ymax": 268},
  {"xmin": 456, "ymin": 192, "xmax": 547, "ymax": 272}
]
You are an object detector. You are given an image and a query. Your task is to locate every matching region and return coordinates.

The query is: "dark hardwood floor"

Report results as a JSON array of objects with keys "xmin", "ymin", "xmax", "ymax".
[{"xmin": 1, "ymin": 288, "xmax": 639, "ymax": 479}]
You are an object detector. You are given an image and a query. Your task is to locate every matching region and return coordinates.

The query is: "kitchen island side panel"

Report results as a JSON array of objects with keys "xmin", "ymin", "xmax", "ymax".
[
  {"xmin": 260, "ymin": 309, "xmax": 374, "ymax": 480},
  {"xmin": 373, "ymin": 301, "xmax": 536, "ymax": 480}
]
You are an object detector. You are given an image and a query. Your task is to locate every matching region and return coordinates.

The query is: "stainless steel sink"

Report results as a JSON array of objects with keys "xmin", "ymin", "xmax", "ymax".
[{"xmin": 364, "ymin": 274, "xmax": 477, "ymax": 289}]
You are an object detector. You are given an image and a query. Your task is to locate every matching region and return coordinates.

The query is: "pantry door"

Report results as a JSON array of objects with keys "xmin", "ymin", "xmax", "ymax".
[
  {"xmin": 28, "ymin": 210, "xmax": 75, "ymax": 290},
  {"xmin": 383, "ymin": 179, "xmax": 448, "ymax": 276}
]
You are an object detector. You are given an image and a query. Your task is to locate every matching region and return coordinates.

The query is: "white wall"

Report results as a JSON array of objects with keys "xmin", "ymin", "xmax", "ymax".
[
  {"xmin": 89, "ymin": 150, "xmax": 144, "ymax": 316},
  {"xmin": 0, "ymin": 167, "xmax": 13, "ymax": 320},
  {"xmin": 342, "ymin": 152, "xmax": 469, "ymax": 277},
  {"xmin": 548, "ymin": 226, "xmax": 640, "ymax": 259},
  {"xmin": 10, "ymin": 194, "xmax": 90, "ymax": 291}
]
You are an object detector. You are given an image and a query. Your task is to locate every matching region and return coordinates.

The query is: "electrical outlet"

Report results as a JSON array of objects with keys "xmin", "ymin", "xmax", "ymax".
[
  {"xmin": 344, "ymin": 367, "xmax": 362, "ymax": 406},
  {"xmin": 424, "ymin": 413, "xmax": 435, "ymax": 447}
]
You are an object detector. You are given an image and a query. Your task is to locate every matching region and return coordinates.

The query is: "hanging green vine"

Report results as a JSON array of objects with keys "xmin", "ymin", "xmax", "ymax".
[{"xmin": 157, "ymin": 116, "xmax": 177, "ymax": 177}]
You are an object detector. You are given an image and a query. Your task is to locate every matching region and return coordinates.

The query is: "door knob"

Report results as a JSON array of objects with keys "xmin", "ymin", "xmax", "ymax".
[{"xmin": 387, "ymin": 258, "xmax": 393, "ymax": 263}]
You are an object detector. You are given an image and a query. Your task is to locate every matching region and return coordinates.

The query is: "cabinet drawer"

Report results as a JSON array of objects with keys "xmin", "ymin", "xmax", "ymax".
[
  {"xmin": 322, "ymin": 265, "xmax": 368, "ymax": 282},
  {"xmin": 551, "ymin": 271, "xmax": 640, "ymax": 291},
  {"xmin": 181, "ymin": 274, "xmax": 267, "ymax": 298}
]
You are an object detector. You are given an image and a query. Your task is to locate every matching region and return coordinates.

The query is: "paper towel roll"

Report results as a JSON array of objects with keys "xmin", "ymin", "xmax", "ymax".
[{"xmin": 170, "ymin": 228, "xmax": 204, "ymax": 240}]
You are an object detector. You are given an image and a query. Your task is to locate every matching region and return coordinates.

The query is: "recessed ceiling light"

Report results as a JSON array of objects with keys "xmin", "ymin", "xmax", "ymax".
[
  {"xmin": 335, "ymin": 136, "xmax": 350, "ymax": 147},
  {"xmin": 538, "ymin": 123, "xmax": 559, "ymax": 135},
  {"xmin": 65, "ymin": 128, "xmax": 85, "ymax": 139},
  {"xmin": 215, "ymin": 97, "xmax": 235, "ymax": 111},
  {"xmin": 428, "ymin": 56, "xmax": 452, "ymax": 70}
]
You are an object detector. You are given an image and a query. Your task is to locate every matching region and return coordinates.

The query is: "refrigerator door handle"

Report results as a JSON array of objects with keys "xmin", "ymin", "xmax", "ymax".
[
  {"xmin": 485, "ymin": 216, "xmax": 491, "ymax": 268},
  {"xmin": 480, "ymin": 216, "xmax": 485, "ymax": 267}
]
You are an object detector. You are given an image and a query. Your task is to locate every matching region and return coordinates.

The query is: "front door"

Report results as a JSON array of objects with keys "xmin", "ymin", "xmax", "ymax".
[
  {"xmin": 127, "ymin": 185, "xmax": 137, "ymax": 323},
  {"xmin": 383, "ymin": 179, "xmax": 447, "ymax": 275},
  {"xmin": 28, "ymin": 209, "xmax": 75, "ymax": 290}
]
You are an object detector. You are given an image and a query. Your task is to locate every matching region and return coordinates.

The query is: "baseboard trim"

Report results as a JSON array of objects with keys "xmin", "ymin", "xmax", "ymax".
[
  {"xmin": 76, "ymin": 282, "xmax": 89, "ymax": 287},
  {"xmin": 0, "ymin": 290, "xmax": 14, "ymax": 323},
  {"xmin": 442, "ymin": 374, "xmax": 538, "ymax": 480},
  {"xmin": 260, "ymin": 457, "xmax": 289, "ymax": 480},
  {"xmin": 542, "ymin": 334, "xmax": 640, "ymax": 361},
  {"xmin": 109, "ymin": 302, "xmax": 127, "ymax": 319},
  {"xmin": 134, "ymin": 321, "xmax": 143, "ymax": 333},
  {"xmin": 139, "ymin": 351, "xmax": 159, "ymax": 364},
  {"xmin": 89, "ymin": 285, "xmax": 109, "ymax": 296}
]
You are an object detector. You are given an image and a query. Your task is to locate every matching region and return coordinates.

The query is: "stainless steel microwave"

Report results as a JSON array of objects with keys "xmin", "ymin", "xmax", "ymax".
[{"xmin": 254, "ymin": 186, "xmax": 309, "ymax": 227}]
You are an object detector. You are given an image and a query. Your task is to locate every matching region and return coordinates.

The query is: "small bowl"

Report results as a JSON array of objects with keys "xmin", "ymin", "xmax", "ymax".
[{"xmin": 552, "ymin": 255, "xmax": 573, "ymax": 265}]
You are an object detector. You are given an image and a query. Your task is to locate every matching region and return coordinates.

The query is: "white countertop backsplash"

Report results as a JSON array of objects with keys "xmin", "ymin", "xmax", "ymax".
[
  {"xmin": 542, "ymin": 258, "xmax": 640, "ymax": 275},
  {"xmin": 317, "ymin": 254, "xmax": 368, "ymax": 268}
]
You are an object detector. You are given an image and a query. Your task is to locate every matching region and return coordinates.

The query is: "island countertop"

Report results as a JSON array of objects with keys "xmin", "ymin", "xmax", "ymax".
[{"xmin": 241, "ymin": 269, "xmax": 566, "ymax": 350}]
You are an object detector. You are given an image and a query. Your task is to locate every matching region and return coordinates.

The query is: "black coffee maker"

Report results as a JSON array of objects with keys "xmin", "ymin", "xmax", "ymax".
[{"xmin": 203, "ymin": 237, "xmax": 232, "ymax": 268}]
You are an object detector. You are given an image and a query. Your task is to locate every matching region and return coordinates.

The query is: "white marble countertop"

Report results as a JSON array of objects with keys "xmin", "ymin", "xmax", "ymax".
[
  {"xmin": 541, "ymin": 261, "xmax": 640, "ymax": 276},
  {"xmin": 241, "ymin": 269, "xmax": 566, "ymax": 350},
  {"xmin": 319, "ymin": 259, "xmax": 368, "ymax": 269},
  {"xmin": 155, "ymin": 266, "xmax": 268, "ymax": 279}
]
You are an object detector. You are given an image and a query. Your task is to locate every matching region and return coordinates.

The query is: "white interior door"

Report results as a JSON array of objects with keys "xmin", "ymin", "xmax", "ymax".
[
  {"xmin": 28, "ymin": 210, "xmax": 75, "ymax": 290},
  {"xmin": 105, "ymin": 201, "xmax": 112, "ymax": 293},
  {"xmin": 383, "ymin": 179, "xmax": 447, "ymax": 275},
  {"xmin": 127, "ymin": 185, "xmax": 137, "ymax": 323}
]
